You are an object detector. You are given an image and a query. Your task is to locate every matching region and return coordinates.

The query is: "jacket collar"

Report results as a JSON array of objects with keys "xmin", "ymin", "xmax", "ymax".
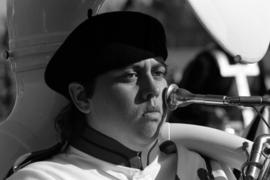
[{"xmin": 70, "ymin": 125, "xmax": 158, "ymax": 169}]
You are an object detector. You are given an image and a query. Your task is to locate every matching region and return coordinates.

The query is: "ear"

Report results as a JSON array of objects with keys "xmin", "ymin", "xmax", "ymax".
[{"xmin": 68, "ymin": 82, "xmax": 91, "ymax": 114}]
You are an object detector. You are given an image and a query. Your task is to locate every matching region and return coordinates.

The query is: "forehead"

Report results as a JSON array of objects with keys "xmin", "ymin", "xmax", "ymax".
[{"xmin": 120, "ymin": 57, "xmax": 167, "ymax": 70}]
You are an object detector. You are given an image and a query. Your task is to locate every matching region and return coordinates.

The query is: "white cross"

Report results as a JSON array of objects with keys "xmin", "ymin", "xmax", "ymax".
[{"xmin": 213, "ymin": 50, "xmax": 260, "ymax": 127}]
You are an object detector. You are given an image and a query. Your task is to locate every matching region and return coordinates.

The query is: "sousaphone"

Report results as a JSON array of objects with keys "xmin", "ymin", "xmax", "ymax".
[{"xmin": 0, "ymin": 0, "xmax": 269, "ymax": 179}]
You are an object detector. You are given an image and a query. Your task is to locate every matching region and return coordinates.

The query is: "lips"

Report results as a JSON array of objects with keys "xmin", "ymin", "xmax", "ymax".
[{"xmin": 143, "ymin": 106, "xmax": 161, "ymax": 120}]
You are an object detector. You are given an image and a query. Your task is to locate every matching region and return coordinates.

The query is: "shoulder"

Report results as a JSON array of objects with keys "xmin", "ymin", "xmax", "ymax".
[
  {"xmin": 159, "ymin": 140, "xmax": 235, "ymax": 180},
  {"xmin": 7, "ymin": 160, "xmax": 62, "ymax": 180},
  {"xmin": 160, "ymin": 140, "xmax": 207, "ymax": 168},
  {"xmin": 159, "ymin": 129, "xmax": 207, "ymax": 169},
  {"xmin": 7, "ymin": 150, "xmax": 102, "ymax": 180},
  {"xmin": 160, "ymin": 140, "xmax": 213, "ymax": 180}
]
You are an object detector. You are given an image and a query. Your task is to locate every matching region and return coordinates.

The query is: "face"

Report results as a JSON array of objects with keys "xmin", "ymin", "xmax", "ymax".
[{"xmin": 87, "ymin": 57, "xmax": 168, "ymax": 150}]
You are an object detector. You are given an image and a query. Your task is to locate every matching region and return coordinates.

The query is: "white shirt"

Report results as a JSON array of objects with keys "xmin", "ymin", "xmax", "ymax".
[{"xmin": 7, "ymin": 143, "xmax": 222, "ymax": 180}]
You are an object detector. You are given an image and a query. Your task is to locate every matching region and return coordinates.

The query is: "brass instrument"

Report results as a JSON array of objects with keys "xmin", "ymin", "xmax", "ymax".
[
  {"xmin": 164, "ymin": 84, "xmax": 270, "ymax": 180},
  {"xmin": 0, "ymin": 0, "xmax": 270, "ymax": 179},
  {"xmin": 243, "ymin": 135, "xmax": 270, "ymax": 180}
]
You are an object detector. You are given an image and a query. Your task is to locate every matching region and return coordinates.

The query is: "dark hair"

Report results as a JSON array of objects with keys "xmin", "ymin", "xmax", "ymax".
[{"xmin": 55, "ymin": 80, "xmax": 95, "ymax": 144}]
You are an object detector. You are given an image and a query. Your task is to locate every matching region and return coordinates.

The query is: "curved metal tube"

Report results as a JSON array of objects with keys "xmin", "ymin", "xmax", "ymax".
[{"xmin": 160, "ymin": 123, "xmax": 253, "ymax": 170}]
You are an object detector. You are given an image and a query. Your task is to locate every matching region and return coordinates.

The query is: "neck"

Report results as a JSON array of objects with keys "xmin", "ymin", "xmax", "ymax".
[{"xmin": 70, "ymin": 125, "xmax": 159, "ymax": 169}]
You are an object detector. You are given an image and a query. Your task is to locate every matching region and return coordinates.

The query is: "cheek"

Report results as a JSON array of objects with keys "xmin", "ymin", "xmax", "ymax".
[
  {"xmin": 109, "ymin": 86, "xmax": 139, "ymax": 116},
  {"xmin": 91, "ymin": 85, "xmax": 138, "ymax": 121}
]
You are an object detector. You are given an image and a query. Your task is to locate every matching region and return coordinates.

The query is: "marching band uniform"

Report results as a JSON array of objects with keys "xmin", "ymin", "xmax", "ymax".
[{"xmin": 7, "ymin": 123, "xmax": 234, "ymax": 180}]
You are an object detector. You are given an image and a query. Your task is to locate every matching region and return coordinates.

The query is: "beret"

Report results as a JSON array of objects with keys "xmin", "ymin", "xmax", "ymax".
[{"xmin": 45, "ymin": 11, "xmax": 168, "ymax": 99}]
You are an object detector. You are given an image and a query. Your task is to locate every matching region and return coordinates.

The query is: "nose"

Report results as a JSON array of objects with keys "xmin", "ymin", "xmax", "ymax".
[{"xmin": 141, "ymin": 77, "xmax": 160, "ymax": 101}]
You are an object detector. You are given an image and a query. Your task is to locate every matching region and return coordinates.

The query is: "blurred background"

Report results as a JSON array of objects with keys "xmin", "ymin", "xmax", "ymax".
[
  {"xmin": 0, "ymin": 0, "xmax": 15, "ymax": 123},
  {"xmin": 0, "ymin": 0, "xmax": 270, "ymax": 135}
]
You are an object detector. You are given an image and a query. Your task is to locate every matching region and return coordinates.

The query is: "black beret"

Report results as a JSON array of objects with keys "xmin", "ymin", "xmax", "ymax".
[{"xmin": 45, "ymin": 11, "xmax": 167, "ymax": 99}]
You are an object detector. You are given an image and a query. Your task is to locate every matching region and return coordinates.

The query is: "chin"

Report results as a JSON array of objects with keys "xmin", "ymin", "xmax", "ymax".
[{"xmin": 137, "ymin": 123, "xmax": 160, "ymax": 140}]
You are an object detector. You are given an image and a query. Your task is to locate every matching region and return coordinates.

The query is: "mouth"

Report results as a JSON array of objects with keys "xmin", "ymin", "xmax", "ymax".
[
  {"xmin": 143, "ymin": 112, "xmax": 161, "ymax": 120},
  {"xmin": 142, "ymin": 106, "xmax": 162, "ymax": 120}
]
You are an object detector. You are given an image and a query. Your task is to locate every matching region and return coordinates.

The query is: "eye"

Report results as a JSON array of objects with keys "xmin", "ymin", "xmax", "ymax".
[
  {"xmin": 121, "ymin": 72, "xmax": 138, "ymax": 82},
  {"xmin": 126, "ymin": 72, "xmax": 137, "ymax": 79},
  {"xmin": 153, "ymin": 70, "xmax": 166, "ymax": 77},
  {"xmin": 152, "ymin": 67, "xmax": 167, "ymax": 79}
]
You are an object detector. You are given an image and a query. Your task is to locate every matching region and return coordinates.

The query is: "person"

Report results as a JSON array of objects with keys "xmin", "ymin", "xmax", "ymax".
[{"xmin": 6, "ymin": 11, "xmax": 234, "ymax": 180}]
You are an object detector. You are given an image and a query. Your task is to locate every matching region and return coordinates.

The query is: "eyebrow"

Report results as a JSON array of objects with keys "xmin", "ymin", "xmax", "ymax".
[
  {"xmin": 150, "ymin": 61, "xmax": 168, "ymax": 72},
  {"xmin": 157, "ymin": 61, "xmax": 168, "ymax": 69},
  {"xmin": 127, "ymin": 61, "xmax": 168, "ymax": 70}
]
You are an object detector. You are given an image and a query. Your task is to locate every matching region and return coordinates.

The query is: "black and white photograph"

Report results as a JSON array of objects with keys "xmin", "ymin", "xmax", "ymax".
[{"xmin": 0, "ymin": 0, "xmax": 270, "ymax": 179}]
